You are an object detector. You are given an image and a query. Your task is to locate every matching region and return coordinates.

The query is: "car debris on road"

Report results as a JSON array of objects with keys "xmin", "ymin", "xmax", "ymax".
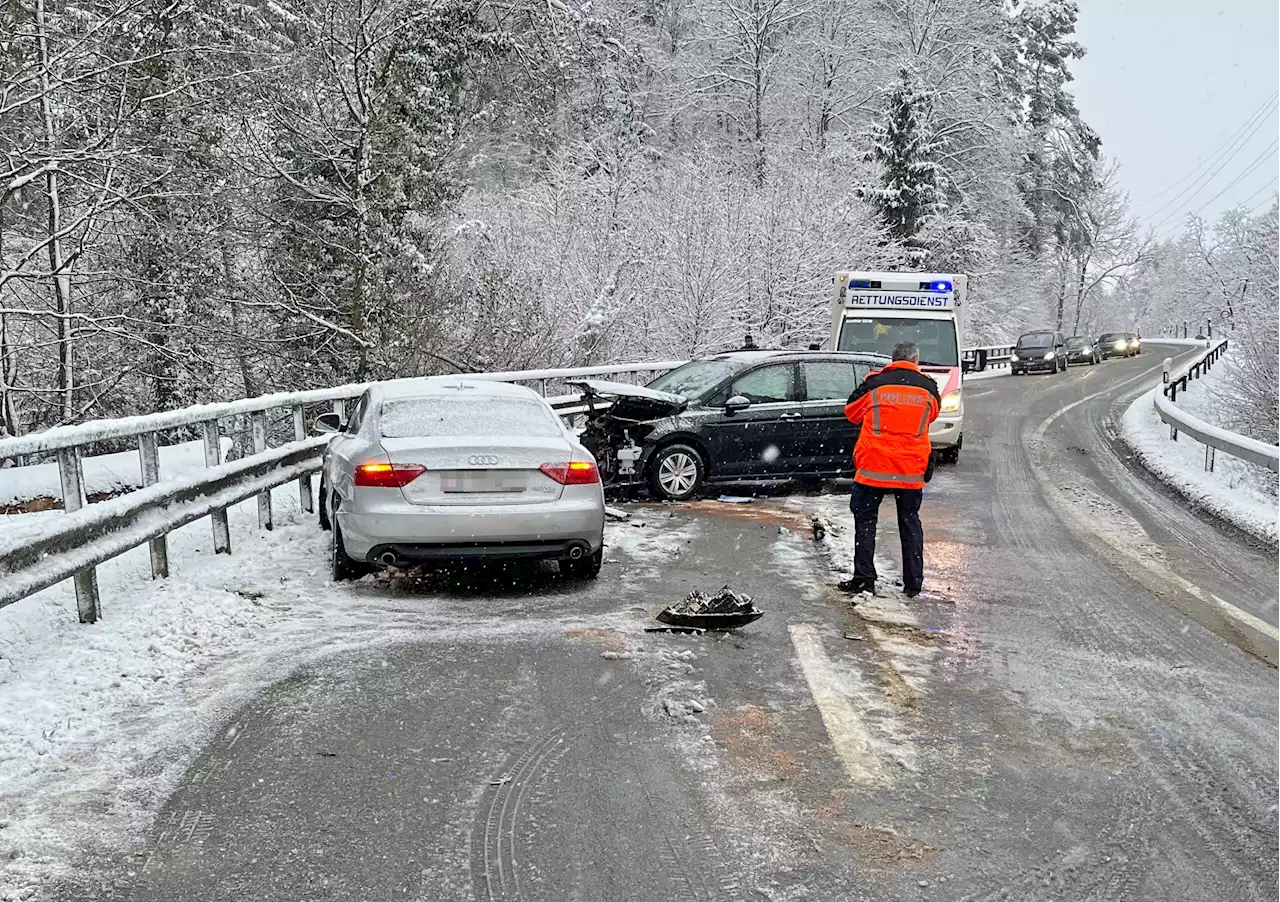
[{"xmin": 656, "ymin": 586, "xmax": 763, "ymax": 630}]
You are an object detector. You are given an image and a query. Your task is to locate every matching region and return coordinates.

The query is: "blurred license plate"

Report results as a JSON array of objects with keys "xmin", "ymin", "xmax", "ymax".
[{"xmin": 440, "ymin": 471, "xmax": 526, "ymax": 493}]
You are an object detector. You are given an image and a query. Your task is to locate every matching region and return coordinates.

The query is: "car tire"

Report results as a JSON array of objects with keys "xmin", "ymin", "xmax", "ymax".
[
  {"xmin": 648, "ymin": 443, "xmax": 705, "ymax": 501},
  {"xmin": 563, "ymin": 547, "xmax": 603, "ymax": 579},
  {"xmin": 939, "ymin": 440, "xmax": 961, "ymax": 465},
  {"xmin": 330, "ymin": 521, "xmax": 371, "ymax": 582},
  {"xmin": 318, "ymin": 477, "xmax": 331, "ymax": 531}
]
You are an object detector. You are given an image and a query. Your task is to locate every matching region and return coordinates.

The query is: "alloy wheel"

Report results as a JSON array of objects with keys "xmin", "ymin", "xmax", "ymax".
[{"xmin": 658, "ymin": 452, "xmax": 699, "ymax": 496}]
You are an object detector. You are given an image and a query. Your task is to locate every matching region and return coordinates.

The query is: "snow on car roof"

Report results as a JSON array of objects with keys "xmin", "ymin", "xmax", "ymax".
[{"xmin": 369, "ymin": 377, "xmax": 542, "ymax": 402}]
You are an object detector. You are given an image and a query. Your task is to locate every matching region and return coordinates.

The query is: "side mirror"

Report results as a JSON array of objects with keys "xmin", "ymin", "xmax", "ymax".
[
  {"xmin": 314, "ymin": 412, "xmax": 342, "ymax": 434},
  {"xmin": 725, "ymin": 395, "xmax": 751, "ymax": 414}
]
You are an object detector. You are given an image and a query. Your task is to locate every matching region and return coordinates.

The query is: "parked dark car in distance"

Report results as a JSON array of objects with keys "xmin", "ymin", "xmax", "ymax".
[
  {"xmin": 574, "ymin": 351, "xmax": 889, "ymax": 500},
  {"xmin": 1064, "ymin": 335, "xmax": 1100, "ymax": 366},
  {"xmin": 1010, "ymin": 331, "xmax": 1066, "ymax": 375}
]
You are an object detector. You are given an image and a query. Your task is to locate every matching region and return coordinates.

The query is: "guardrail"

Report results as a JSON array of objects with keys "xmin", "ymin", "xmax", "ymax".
[
  {"xmin": 0, "ymin": 342, "xmax": 1017, "ymax": 623},
  {"xmin": 1155, "ymin": 340, "xmax": 1280, "ymax": 474},
  {"xmin": 0, "ymin": 361, "xmax": 681, "ymax": 623},
  {"xmin": 962, "ymin": 345, "xmax": 1015, "ymax": 373}
]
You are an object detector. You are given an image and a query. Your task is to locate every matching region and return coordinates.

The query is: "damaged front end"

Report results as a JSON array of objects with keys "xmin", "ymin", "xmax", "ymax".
[{"xmin": 568, "ymin": 380, "xmax": 687, "ymax": 488}]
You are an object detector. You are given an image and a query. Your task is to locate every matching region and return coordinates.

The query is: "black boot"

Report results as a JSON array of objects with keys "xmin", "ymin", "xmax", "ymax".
[{"xmin": 838, "ymin": 577, "xmax": 874, "ymax": 595}]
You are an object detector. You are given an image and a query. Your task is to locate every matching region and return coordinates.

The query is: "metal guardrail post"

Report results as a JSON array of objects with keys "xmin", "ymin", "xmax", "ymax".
[
  {"xmin": 56, "ymin": 446, "xmax": 100, "ymax": 623},
  {"xmin": 1162, "ymin": 358, "xmax": 1179, "ymax": 440},
  {"xmin": 202, "ymin": 420, "xmax": 231, "ymax": 554},
  {"xmin": 1205, "ymin": 444, "xmax": 1215, "ymax": 473},
  {"xmin": 137, "ymin": 433, "xmax": 169, "ymax": 579},
  {"xmin": 292, "ymin": 406, "xmax": 313, "ymax": 513},
  {"xmin": 252, "ymin": 411, "xmax": 272, "ymax": 530}
]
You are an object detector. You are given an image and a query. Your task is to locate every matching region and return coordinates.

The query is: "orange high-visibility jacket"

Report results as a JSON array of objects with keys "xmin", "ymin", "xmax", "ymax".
[{"xmin": 843, "ymin": 360, "xmax": 941, "ymax": 490}]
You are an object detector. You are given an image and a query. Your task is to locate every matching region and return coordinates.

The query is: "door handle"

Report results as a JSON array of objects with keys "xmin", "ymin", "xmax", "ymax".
[{"xmin": 779, "ymin": 412, "xmax": 803, "ymax": 419}]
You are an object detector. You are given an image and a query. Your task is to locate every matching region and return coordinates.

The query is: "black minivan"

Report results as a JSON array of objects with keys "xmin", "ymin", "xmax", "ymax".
[
  {"xmin": 1010, "ymin": 331, "xmax": 1066, "ymax": 375},
  {"xmin": 573, "ymin": 350, "xmax": 890, "ymax": 500}
]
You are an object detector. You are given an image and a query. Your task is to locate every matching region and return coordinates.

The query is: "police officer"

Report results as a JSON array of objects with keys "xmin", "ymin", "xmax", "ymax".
[{"xmin": 839, "ymin": 340, "xmax": 940, "ymax": 598}]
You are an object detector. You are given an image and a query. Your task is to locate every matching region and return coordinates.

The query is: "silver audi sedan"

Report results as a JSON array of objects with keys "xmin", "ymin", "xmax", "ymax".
[{"xmin": 315, "ymin": 379, "xmax": 606, "ymax": 581}]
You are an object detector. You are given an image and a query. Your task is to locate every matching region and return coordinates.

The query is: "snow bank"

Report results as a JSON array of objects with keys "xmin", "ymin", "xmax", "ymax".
[
  {"xmin": 0, "ymin": 438, "xmax": 231, "ymax": 507},
  {"xmin": 1120, "ymin": 370, "xmax": 1278, "ymax": 545}
]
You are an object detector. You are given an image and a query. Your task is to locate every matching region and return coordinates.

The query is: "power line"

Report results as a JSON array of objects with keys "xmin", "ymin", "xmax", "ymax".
[
  {"xmin": 1134, "ymin": 91, "xmax": 1279, "ymax": 212},
  {"xmin": 1140, "ymin": 104, "xmax": 1278, "ymax": 225},
  {"xmin": 1153, "ymin": 142, "xmax": 1279, "ymax": 238},
  {"xmin": 1244, "ymin": 177, "xmax": 1280, "ymax": 215}
]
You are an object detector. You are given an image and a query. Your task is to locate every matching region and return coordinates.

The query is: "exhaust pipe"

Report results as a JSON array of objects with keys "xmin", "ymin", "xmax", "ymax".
[
  {"xmin": 567, "ymin": 544, "xmax": 585, "ymax": 560},
  {"xmin": 378, "ymin": 551, "xmax": 398, "ymax": 566}
]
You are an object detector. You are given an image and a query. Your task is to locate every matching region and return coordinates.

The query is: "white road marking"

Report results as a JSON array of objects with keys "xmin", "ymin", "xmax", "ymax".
[
  {"xmin": 1029, "ymin": 353, "xmax": 1279, "ymax": 665},
  {"xmin": 965, "ymin": 389, "xmax": 996, "ymax": 399},
  {"xmin": 788, "ymin": 623, "xmax": 888, "ymax": 785}
]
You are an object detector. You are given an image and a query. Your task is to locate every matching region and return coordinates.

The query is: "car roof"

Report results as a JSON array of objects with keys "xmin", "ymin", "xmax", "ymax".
[{"xmin": 369, "ymin": 377, "xmax": 542, "ymax": 402}]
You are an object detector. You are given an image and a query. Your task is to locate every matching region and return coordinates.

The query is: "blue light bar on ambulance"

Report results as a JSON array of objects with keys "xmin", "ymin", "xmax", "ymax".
[
  {"xmin": 849, "ymin": 279, "xmax": 882, "ymax": 289},
  {"xmin": 920, "ymin": 280, "xmax": 952, "ymax": 292}
]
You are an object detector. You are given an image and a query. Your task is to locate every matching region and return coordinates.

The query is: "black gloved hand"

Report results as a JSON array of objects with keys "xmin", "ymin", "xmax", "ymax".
[{"xmin": 924, "ymin": 456, "xmax": 935, "ymax": 484}]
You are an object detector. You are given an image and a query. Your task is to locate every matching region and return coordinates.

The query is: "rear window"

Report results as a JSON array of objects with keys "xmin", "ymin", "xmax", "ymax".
[
  {"xmin": 379, "ymin": 397, "xmax": 562, "ymax": 439},
  {"xmin": 1017, "ymin": 333, "xmax": 1054, "ymax": 348}
]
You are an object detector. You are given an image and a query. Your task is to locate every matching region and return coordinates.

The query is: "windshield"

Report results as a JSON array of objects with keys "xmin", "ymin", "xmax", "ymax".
[
  {"xmin": 379, "ymin": 397, "xmax": 561, "ymax": 438},
  {"xmin": 1100, "ymin": 333, "xmax": 1125, "ymax": 342},
  {"xmin": 836, "ymin": 317, "xmax": 958, "ymax": 367},
  {"xmin": 1066, "ymin": 337, "xmax": 1092, "ymax": 348},
  {"xmin": 647, "ymin": 358, "xmax": 748, "ymax": 398},
  {"xmin": 1017, "ymin": 333, "xmax": 1054, "ymax": 348}
]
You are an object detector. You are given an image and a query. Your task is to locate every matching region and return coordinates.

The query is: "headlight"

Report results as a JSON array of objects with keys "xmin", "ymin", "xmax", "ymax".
[
  {"xmin": 1114, "ymin": 341, "xmax": 1125, "ymax": 349},
  {"xmin": 1045, "ymin": 350, "xmax": 1056, "ymax": 360},
  {"xmin": 940, "ymin": 390, "xmax": 962, "ymax": 413},
  {"xmin": 1011, "ymin": 353, "xmax": 1020, "ymax": 362}
]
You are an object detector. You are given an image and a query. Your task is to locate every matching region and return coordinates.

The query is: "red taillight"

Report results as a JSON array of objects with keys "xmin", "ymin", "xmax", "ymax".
[
  {"xmin": 354, "ymin": 462, "xmax": 426, "ymax": 488},
  {"xmin": 540, "ymin": 460, "xmax": 600, "ymax": 485}
]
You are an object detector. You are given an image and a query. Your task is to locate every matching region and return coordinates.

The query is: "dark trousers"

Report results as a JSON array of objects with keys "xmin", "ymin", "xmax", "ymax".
[{"xmin": 849, "ymin": 482, "xmax": 924, "ymax": 592}]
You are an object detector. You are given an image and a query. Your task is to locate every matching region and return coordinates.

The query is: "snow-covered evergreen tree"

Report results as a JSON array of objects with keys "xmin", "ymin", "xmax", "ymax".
[{"xmin": 859, "ymin": 69, "xmax": 947, "ymax": 263}]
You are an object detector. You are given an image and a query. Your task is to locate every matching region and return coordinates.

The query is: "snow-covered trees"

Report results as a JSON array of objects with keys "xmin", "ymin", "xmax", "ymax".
[
  {"xmin": 1120, "ymin": 202, "xmax": 1278, "ymax": 444},
  {"xmin": 4, "ymin": 0, "xmax": 1261, "ymax": 436},
  {"xmin": 859, "ymin": 68, "xmax": 946, "ymax": 260}
]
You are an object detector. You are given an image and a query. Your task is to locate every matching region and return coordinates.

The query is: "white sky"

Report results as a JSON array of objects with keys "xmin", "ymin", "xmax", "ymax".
[{"xmin": 1071, "ymin": 0, "xmax": 1279, "ymax": 239}]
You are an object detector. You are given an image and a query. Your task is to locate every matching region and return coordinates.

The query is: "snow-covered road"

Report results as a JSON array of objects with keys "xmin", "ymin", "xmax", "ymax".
[{"xmin": 3, "ymin": 344, "xmax": 1276, "ymax": 902}]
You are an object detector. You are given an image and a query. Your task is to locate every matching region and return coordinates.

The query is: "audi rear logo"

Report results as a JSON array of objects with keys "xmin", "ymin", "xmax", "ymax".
[{"xmin": 468, "ymin": 454, "xmax": 500, "ymax": 466}]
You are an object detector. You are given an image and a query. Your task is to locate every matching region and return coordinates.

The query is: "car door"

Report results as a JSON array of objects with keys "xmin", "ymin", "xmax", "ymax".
[
  {"xmin": 796, "ymin": 359, "xmax": 871, "ymax": 474},
  {"xmin": 699, "ymin": 363, "xmax": 804, "ymax": 477}
]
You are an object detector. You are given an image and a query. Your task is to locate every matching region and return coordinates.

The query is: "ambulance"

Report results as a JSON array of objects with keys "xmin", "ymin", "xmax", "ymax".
[{"xmin": 829, "ymin": 271, "xmax": 966, "ymax": 463}]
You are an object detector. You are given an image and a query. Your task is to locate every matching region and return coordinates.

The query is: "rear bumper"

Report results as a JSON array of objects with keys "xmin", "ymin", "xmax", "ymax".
[
  {"xmin": 337, "ymin": 495, "xmax": 605, "ymax": 561},
  {"xmin": 369, "ymin": 539, "xmax": 595, "ymax": 564}
]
